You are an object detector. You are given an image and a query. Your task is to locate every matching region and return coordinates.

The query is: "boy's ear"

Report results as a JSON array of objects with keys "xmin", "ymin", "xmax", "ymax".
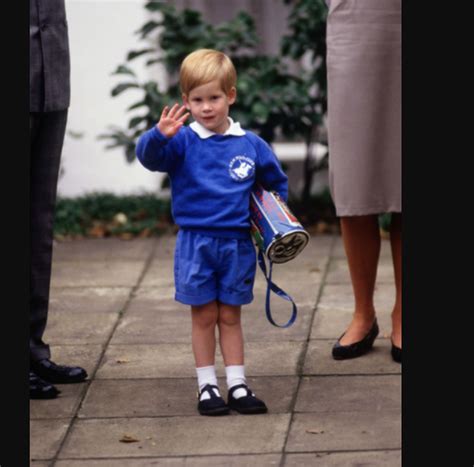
[
  {"xmin": 182, "ymin": 94, "xmax": 190, "ymax": 109},
  {"xmin": 227, "ymin": 87, "xmax": 237, "ymax": 105}
]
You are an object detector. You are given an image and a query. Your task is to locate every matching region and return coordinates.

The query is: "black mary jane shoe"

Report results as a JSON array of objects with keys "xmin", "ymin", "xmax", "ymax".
[
  {"xmin": 332, "ymin": 319, "xmax": 379, "ymax": 360},
  {"xmin": 30, "ymin": 372, "xmax": 60, "ymax": 399},
  {"xmin": 228, "ymin": 384, "xmax": 268, "ymax": 415},
  {"xmin": 391, "ymin": 341, "xmax": 402, "ymax": 363},
  {"xmin": 197, "ymin": 384, "xmax": 230, "ymax": 416},
  {"xmin": 30, "ymin": 359, "xmax": 88, "ymax": 384}
]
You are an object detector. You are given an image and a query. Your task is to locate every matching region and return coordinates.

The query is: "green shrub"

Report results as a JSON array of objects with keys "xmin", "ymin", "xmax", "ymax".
[{"xmin": 54, "ymin": 193, "xmax": 172, "ymax": 238}]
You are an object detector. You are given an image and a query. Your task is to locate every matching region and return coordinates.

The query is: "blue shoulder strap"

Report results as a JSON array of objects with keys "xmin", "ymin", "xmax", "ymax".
[{"xmin": 257, "ymin": 250, "xmax": 297, "ymax": 328}]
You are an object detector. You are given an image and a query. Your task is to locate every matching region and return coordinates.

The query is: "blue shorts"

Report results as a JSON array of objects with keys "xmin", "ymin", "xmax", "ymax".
[{"xmin": 174, "ymin": 230, "xmax": 256, "ymax": 306}]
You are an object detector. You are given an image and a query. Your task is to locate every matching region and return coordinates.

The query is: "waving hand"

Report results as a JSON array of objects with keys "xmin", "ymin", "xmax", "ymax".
[{"xmin": 157, "ymin": 103, "xmax": 190, "ymax": 138}]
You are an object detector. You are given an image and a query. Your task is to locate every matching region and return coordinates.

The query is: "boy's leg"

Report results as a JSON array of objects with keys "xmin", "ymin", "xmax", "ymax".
[
  {"xmin": 218, "ymin": 302, "xmax": 267, "ymax": 413},
  {"xmin": 217, "ymin": 303, "xmax": 244, "ymax": 366},
  {"xmin": 191, "ymin": 300, "xmax": 219, "ymax": 368},
  {"xmin": 191, "ymin": 301, "xmax": 229, "ymax": 415},
  {"xmin": 218, "ymin": 303, "xmax": 247, "ymax": 394}
]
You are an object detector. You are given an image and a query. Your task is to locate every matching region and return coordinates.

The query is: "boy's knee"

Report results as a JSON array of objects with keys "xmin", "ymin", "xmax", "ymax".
[
  {"xmin": 192, "ymin": 304, "xmax": 218, "ymax": 328},
  {"xmin": 218, "ymin": 309, "xmax": 241, "ymax": 327}
]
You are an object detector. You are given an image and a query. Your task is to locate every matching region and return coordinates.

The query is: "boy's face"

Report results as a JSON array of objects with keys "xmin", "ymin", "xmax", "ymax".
[{"xmin": 183, "ymin": 80, "xmax": 236, "ymax": 134}]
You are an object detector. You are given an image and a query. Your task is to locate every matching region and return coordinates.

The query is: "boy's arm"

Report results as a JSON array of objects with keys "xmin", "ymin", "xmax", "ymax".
[
  {"xmin": 255, "ymin": 137, "xmax": 289, "ymax": 202},
  {"xmin": 136, "ymin": 104, "xmax": 190, "ymax": 172},
  {"xmin": 136, "ymin": 126, "xmax": 184, "ymax": 172}
]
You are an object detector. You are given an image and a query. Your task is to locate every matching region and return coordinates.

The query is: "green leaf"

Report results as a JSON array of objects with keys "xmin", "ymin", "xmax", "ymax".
[
  {"xmin": 127, "ymin": 48, "xmax": 155, "ymax": 61},
  {"xmin": 136, "ymin": 21, "xmax": 161, "ymax": 39},
  {"xmin": 111, "ymin": 83, "xmax": 139, "ymax": 97},
  {"xmin": 128, "ymin": 116, "xmax": 146, "ymax": 129},
  {"xmin": 111, "ymin": 65, "xmax": 136, "ymax": 77},
  {"xmin": 127, "ymin": 101, "xmax": 147, "ymax": 111}
]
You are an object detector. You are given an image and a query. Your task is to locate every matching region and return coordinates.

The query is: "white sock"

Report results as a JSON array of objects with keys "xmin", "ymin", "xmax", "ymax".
[
  {"xmin": 196, "ymin": 365, "xmax": 219, "ymax": 401},
  {"xmin": 226, "ymin": 365, "xmax": 247, "ymax": 399}
]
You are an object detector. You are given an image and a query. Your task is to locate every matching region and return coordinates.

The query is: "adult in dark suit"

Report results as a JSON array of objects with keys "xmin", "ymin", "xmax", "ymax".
[{"xmin": 30, "ymin": 0, "xmax": 87, "ymax": 399}]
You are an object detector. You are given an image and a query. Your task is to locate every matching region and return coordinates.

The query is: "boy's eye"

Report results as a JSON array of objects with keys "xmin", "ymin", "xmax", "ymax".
[{"xmin": 211, "ymin": 96, "xmax": 220, "ymax": 100}]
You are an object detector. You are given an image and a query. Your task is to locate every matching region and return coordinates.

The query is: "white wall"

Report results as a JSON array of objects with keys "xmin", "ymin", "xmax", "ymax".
[{"xmin": 58, "ymin": 0, "xmax": 165, "ymax": 197}]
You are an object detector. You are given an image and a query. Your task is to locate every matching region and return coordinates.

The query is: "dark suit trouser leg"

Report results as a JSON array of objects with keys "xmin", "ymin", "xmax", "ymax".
[{"xmin": 30, "ymin": 110, "xmax": 68, "ymax": 362}]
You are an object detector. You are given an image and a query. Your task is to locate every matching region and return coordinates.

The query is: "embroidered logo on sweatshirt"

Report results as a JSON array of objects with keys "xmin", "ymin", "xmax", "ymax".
[{"xmin": 229, "ymin": 156, "xmax": 255, "ymax": 181}]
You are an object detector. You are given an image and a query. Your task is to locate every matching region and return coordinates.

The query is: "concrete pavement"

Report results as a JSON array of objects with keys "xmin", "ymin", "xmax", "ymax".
[{"xmin": 30, "ymin": 233, "xmax": 401, "ymax": 466}]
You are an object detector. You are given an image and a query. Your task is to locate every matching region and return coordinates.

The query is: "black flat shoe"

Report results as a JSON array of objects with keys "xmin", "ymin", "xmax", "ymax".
[
  {"xmin": 228, "ymin": 384, "xmax": 268, "ymax": 414},
  {"xmin": 391, "ymin": 341, "xmax": 402, "ymax": 363},
  {"xmin": 30, "ymin": 372, "xmax": 60, "ymax": 399},
  {"xmin": 332, "ymin": 319, "xmax": 379, "ymax": 360},
  {"xmin": 30, "ymin": 359, "xmax": 88, "ymax": 384},
  {"xmin": 197, "ymin": 384, "xmax": 230, "ymax": 416}
]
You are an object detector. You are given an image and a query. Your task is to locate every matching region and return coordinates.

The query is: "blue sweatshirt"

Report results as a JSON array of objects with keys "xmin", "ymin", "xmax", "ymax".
[{"xmin": 136, "ymin": 121, "xmax": 288, "ymax": 238}]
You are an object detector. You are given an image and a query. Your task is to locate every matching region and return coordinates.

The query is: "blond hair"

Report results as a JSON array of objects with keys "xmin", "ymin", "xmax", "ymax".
[{"xmin": 180, "ymin": 49, "xmax": 237, "ymax": 96}]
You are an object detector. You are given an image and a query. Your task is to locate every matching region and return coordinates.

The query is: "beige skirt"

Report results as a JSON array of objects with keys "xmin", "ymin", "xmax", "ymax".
[{"xmin": 326, "ymin": 0, "xmax": 401, "ymax": 216}]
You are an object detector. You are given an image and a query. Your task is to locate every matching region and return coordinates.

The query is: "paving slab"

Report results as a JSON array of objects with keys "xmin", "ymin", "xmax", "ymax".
[
  {"xmin": 95, "ymin": 341, "xmax": 304, "ymax": 379},
  {"xmin": 291, "ymin": 233, "xmax": 334, "ymax": 263},
  {"xmin": 242, "ymin": 305, "xmax": 314, "ymax": 342},
  {"xmin": 30, "ymin": 381, "xmax": 87, "ymax": 420},
  {"xmin": 286, "ymin": 410, "xmax": 401, "ymax": 452},
  {"xmin": 126, "ymin": 289, "xmax": 182, "ymax": 312},
  {"xmin": 52, "ymin": 238, "xmax": 156, "ymax": 262},
  {"xmin": 154, "ymin": 235, "xmax": 177, "ymax": 260},
  {"xmin": 140, "ymin": 260, "xmax": 175, "ymax": 288},
  {"xmin": 49, "ymin": 287, "xmax": 132, "ymax": 314},
  {"xmin": 42, "ymin": 311, "xmax": 119, "ymax": 345},
  {"xmin": 30, "ymin": 419, "xmax": 71, "ymax": 460},
  {"xmin": 51, "ymin": 261, "xmax": 145, "ymax": 288},
  {"xmin": 55, "ymin": 454, "xmax": 282, "ymax": 466},
  {"xmin": 79, "ymin": 376, "xmax": 298, "ymax": 418},
  {"xmin": 58, "ymin": 414, "xmax": 291, "ymax": 458},
  {"xmin": 311, "ymin": 283, "xmax": 396, "ymax": 339},
  {"xmin": 294, "ymin": 375, "xmax": 401, "ymax": 413},
  {"xmin": 303, "ymin": 340, "xmax": 401, "ymax": 375},
  {"xmin": 284, "ymin": 450, "xmax": 401, "ymax": 466},
  {"xmin": 110, "ymin": 308, "xmax": 191, "ymax": 345}
]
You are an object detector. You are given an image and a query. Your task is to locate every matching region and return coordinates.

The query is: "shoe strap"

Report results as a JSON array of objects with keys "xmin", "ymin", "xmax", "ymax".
[
  {"xmin": 198, "ymin": 384, "xmax": 221, "ymax": 400},
  {"xmin": 229, "ymin": 384, "xmax": 251, "ymax": 398}
]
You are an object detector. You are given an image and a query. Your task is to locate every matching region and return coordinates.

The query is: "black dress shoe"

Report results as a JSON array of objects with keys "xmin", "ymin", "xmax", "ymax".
[
  {"xmin": 30, "ymin": 359, "xmax": 88, "ymax": 384},
  {"xmin": 332, "ymin": 319, "xmax": 379, "ymax": 360},
  {"xmin": 228, "ymin": 384, "xmax": 268, "ymax": 414},
  {"xmin": 391, "ymin": 341, "xmax": 402, "ymax": 363},
  {"xmin": 30, "ymin": 372, "xmax": 60, "ymax": 399},
  {"xmin": 197, "ymin": 384, "xmax": 230, "ymax": 416}
]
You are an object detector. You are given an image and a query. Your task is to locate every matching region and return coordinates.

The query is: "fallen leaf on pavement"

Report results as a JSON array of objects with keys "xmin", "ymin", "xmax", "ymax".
[
  {"xmin": 306, "ymin": 429, "xmax": 325, "ymax": 434},
  {"xmin": 119, "ymin": 434, "xmax": 140, "ymax": 443}
]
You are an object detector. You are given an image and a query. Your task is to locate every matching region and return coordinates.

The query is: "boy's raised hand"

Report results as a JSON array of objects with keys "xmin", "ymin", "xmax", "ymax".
[{"xmin": 157, "ymin": 103, "xmax": 190, "ymax": 138}]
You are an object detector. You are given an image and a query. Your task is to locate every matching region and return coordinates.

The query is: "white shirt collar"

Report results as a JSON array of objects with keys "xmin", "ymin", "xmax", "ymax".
[{"xmin": 190, "ymin": 117, "xmax": 246, "ymax": 139}]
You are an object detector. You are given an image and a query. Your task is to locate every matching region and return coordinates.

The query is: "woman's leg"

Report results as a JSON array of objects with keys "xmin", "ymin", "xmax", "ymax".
[
  {"xmin": 338, "ymin": 215, "xmax": 381, "ymax": 345},
  {"xmin": 389, "ymin": 213, "xmax": 402, "ymax": 348},
  {"xmin": 217, "ymin": 303, "xmax": 244, "ymax": 366},
  {"xmin": 191, "ymin": 301, "xmax": 219, "ymax": 367}
]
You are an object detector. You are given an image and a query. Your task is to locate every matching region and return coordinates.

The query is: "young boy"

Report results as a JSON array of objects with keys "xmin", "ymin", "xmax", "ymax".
[{"xmin": 136, "ymin": 49, "xmax": 288, "ymax": 416}]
